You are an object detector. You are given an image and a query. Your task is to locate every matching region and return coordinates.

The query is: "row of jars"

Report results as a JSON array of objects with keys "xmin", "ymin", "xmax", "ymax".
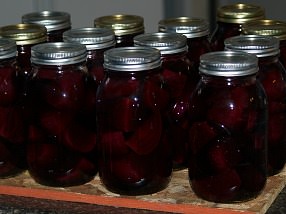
[{"xmin": 0, "ymin": 2, "xmax": 284, "ymax": 204}]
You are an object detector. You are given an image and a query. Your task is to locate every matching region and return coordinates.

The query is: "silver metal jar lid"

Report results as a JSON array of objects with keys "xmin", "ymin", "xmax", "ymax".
[
  {"xmin": 104, "ymin": 46, "xmax": 161, "ymax": 72},
  {"xmin": 199, "ymin": 51, "xmax": 258, "ymax": 77},
  {"xmin": 22, "ymin": 11, "xmax": 71, "ymax": 32},
  {"xmin": 0, "ymin": 38, "xmax": 17, "ymax": 59},
  {"xmin": 63, "ymin": 27, "xmax": 115, "ymax": 50},
  {"xmin": 134, "ymin": 32, "xmax": 188, "ymax": 55},
  {"xmin": 31, "ymin": 42, "xmax": 87, "ymax": 65},
  {"xmin": 158, "ymin": 17, "xmax": 210, "ymax": 38},
  {"xmin": 224, "ymin": 35, "xmax": 280, "ymax": 58}
]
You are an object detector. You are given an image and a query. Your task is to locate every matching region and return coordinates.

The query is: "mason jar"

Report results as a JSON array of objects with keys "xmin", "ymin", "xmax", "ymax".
[
  {"xmin": 225, "ymin": 34, "xmax": 286, "ymax": 175},
  {"xmin": 94, "ymin": 14, "xmax": 144, "ymax": 47},
  {"xmin": 242, "ymin": 19, "xmax": 286, "ymax": 68},
  {"xmin": 158, "ymin": 17, "xmax": 212, "ymax": 84},
  {"xmin": 134, "ymin": 32, "xmax": 193, "ymax": 169},
  {"xmin": 210, "ymin": 3, "xmax": 265, "ymax": 51},
  {"xmin": 96, "ymin": 46, "xmax": 172, "ymax": 195},
  {"xmin": 0, "ymin": 38, "xmax": 27, "ymax": 177},
  {"xmin": 27, "ymin": 42, "xmax": 97, "ymax": 187},
  {"xmin": 188, "ymin": 51, "xmax": 267, "ymax": 202},
  {"xmin": 63, "ymin": 27, "xmax": 115, "ymax": 84},
  {"xmin": 22, "ymin": 11, "xmax": 71, "ymax": 42},
  {"xmin": 0, "ymin": 24, "xmax": 47, "ymax": 97}
]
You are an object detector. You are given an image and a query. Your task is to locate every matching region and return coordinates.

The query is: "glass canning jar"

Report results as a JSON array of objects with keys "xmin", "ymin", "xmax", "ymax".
[
  {"xmin": 22, "ymin": 11, "xmax": 71, "ymax": 42},
  {"xmin": 158, "ymin": 17, "xmax": 212, "ymax": 84},
  {"xmin": 242, "ymin": 19, "xmax": 286, "ymax": 68},
  {"xmin": 63, "ymin": 27, "xmax": 115, "ymax": 85},
  {"xmin": 134, "ymin": 32, "xmax": 193, "ymax": 169},
  {"xmin": 27, "ymin": 42, "xmax": 97, "ymax": 187},
  {"xmin": 188, "ymin": 51, "xmax": 267, "ymax": 203},
  {"xmin": 0, "ymin": 38, "xmax": 27, "ymax": 177},
  {"xmin": 225, "ymin": 35, "xmax": 286, "ymax": 175},
  {"xmin": 210, "ymin": 3, "xmax": 265, "ymax": 51},
  {"xmin": 96, "ymin": 47, "xmax": 172, "ymax": 195},
  {"xmin": 0, "ymin": 24, "xmax": 47, "ymax": 97},
  {"xmin": 94, "ymin": 14, "xmax": 144, "ymax": 47}
]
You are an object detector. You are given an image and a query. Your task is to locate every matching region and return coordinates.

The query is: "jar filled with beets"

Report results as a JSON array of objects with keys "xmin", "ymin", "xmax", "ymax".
[
  {"xmin": 0, "ymin": 24, "xmax": 47, "ymax": 98},
  {"xmin": 0, "ymin": 38, "xmax": 27, "ymax": 177},
  {"xmin": 27, "ymin": 42, "xmax": 97, "ymax": 187},
  {"xmin": 22, "ymin": 11, "xmax": 71, "ymax": 42},
  {"xmin": 94, "ymin": 14, "xmax": 144, "ymax": 47},
  {"xmin": 96, "ymin": 46, "xmax": 172, "ymax": 195},
  {"xmin": 158, "ymin": 17, "xmax": 212, "ymax": 85},
  {"xmin": 188, "ymin": 51, "xmax": 267, "ymax": 203},
  {"xmin": 134, "ymin": 32, "xmax": 193, "ymax": 169},
  {"xmin": 242, "ymin": 19, "xmax": 286, "ymax": 68},
  {"xmin": 210, "ymin": 3, "xmax": 265, "ymax": 51},
  {"xmin": 225, "ymin": 35, "xmax": 286, "ymax": 175},
  {"xmin": 63, "ymin": 27, "xmax": 115, "ymax": 85}
]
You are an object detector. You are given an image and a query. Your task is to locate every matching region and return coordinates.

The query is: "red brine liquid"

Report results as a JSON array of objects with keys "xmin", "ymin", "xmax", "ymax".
[
  {"xmin": 97, "ymin": 47, "xmax": 172, "ymax": 195},
  {"xmin": 188, "ymin": 51, "xmax": 267, "ymax": 203}
]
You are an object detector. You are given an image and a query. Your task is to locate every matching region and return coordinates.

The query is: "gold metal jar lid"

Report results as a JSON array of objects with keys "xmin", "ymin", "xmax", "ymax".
[
  {"xmin": 0, "ymin": 23, "xmax": 47, "ymax": 45},
  {"xmin": 217, "ymin": 3, "xmax": 265, "ymax": 24},
  {"xmin": 94, "ymin": 14, "xmax": 144, "ymax": 36},
  {"xmin": 243, "ymin": 19, "xmax": 286, "ymax": 41}
]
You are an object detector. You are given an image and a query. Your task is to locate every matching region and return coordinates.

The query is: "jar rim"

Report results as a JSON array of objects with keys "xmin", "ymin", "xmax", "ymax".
[{"xmin": 199, "ymin": 51, "xmax": 258, "ymax": 77}]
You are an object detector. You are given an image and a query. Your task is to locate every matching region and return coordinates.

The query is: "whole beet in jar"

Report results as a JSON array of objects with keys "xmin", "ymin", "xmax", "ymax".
[
  {"xmin": 225, "ymin": 35, "xmax": 286, "ymax": 175},
  {"xmin": 242, "ymin": 19, "xmax": 286, "ymax": 68},
  {"xmin": 188, "ymin": 51, "xmax": 267, "ymax": 203},
  {"xmin": 0, "ymin": 38, "xmax": 27, "ymax": 177},
  {"xmin": 63, "ymin": 27, "xmax": 115, "ymax": 84},
  {"xmin": 94, "ymin": 14, "xmax": 144, "ymax": 47},
  {"xmin": 27, "ymin": 42, "xmax": 97, "ymax": 187},
  {"xmin": 0, "ymin": 24, "xmax": 47, "ymax": 97},
  {"xmin": 96, "ymin": 46, "xmax": 172, "ymax": 195},
  {"xmin": 210, "ymin": 3, "xmax": 265, "ymax": 51},
  {"xmin": 22, "ymin": 11, "xmax": 71, "ymax": 42},
  {"xmin": 134, "ymin": 32, "xmax": 192, "ymax": 169},
  {"xmin": 158, "ymin": 17, "xmax": 212, "ymax": 84}
]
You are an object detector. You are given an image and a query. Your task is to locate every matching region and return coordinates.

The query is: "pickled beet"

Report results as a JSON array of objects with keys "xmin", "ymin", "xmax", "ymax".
[
  {"xmin": 63, "ymin": 123, "xmax": 96, "ymax": 153},
  {"xmin": 207, "ymin": 138, "xmax": 242, "ymax": 172},
  {"xmin": 99, "ymin": 131, "xmax": 130, "ymax": 157},
  {"xmin": 0, "ymin": 67, "xmax": 17, "ymax": 105},
  {"xmin": 39, "ymin": 70, "xmax": 85, "ymax": 110},
  {"xmin": 125, "ymin": 110, "xmax": 162, "ymax": 155},
  {"xmin": 260, "ymin": 68, "xmax": 286, "ymax": 101},
  {"xmin": 0, "ymin": 106, "xmax": 25, "ymax": 144},
  {"xmin": 191, "ymin": 169, "xmax": 241, "ymax": 202},
  {"xmin": 207, "ymin": 87, "xmax": 249, "ymax": 131},
  {"xmin": 39, "ymin": 110, "xmax": 71, "ymax": 137}
]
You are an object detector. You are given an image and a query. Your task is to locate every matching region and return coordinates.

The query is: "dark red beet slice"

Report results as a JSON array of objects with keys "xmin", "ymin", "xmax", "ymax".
[
  {"xmin": 41, "ymin": 71, "xmax": 85, "ymax": 110},
  {"xmin": 0, "ymin": 67, "xmax": 17, "ymax": 105},
  {"xmin": 111, "ymin": 97, "xmax": 141, "ymax": 132},
  {"xmin": 207, "ymin": 138, "xmax": 242, "ymax": 172},
  {"xmin": 125, "ymin": 110, "xmax": 162, "ymax": 155},
  {"xmin": 63, "ymin": 123, "xmax": 96, "ymax": 153},
  {"xmin": 260, "ymin": 69, "xmax": 286, "ymax": 101},
  {"xmin": 191, "ymin": 169, "xmax": 241, "ymax": 202},
  {"xmin": 99, "ymin": 131, "xmax": 130, "ymax": 157},
  {"xmin": 27, "ymin": 142, "xmax": 59, "ymax": 169},
  {"xmin": 39, "ymin": 110, "xmax": 71, "ymax": 137},
  {"xmin": 207, "ymin": 86, "xmax": 249, "ymax": 131},
  {"xmin": 161, "ymin": 67, "xmax": 187, "ymax": 99},
  {"xmin": 0, "ymin": 106, "xmax": 25, "ymax": 144},
  {"xmin": 236, "ymin": 164, "xmax": 266, "ymax": 192},
  {"xmin": 109, "ymin": 155, "xmax": 148, "ymax": 184},
  {"xmin": 188, "ymin": 121, "xmax": 219, "ymax": 154},
  {"xmin": 268, "ymin": 113, "xmax": 286, "ymax": 145}
]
